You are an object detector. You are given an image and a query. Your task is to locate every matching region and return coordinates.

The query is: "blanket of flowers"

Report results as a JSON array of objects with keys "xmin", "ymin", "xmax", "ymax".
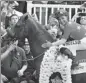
[
  {"xmin": 39, "ymin": 38, "xmax": 86, "ymax": 83},
  {"xmin": 39, "ymin": 46, "xmax": 72, "ymax": 83}
]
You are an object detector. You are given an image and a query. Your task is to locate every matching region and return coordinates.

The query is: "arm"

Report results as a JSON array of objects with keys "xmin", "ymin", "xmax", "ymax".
[
  {"xmin": 52, "ymin": 38, "xmax": 66, "ymax": 46},
  {"xmin": 52, "ymin": 23, "xmax": 72, "ymax": 46},
  {"xmin": 17, "ymin": 48, "xmax": 27, "ymax": 76},
  {"xmin": 42, "ymin": 23, "xmax": 71, "ymax": 48},
  {"xmin": 42, "ymin": 36, "xmax": 67, "ymax": 48},
  {"xmin": 1, "ymin": 74, "xmax": 8, "ymax": 82},
  {"xmin": 6, "ymin": 28, "xmax": 15, "ymax": 37},
  {"xmin": 18, "ymin": 64, "xmax": 27, "ymax": 73},
  {"xmin": 1, "ymin": 47, "xmax": 12, "ymax": 61},
  {"xmin": 1, "ymin": 43, "xmax": 17, "ymax": 61},
  {"xmin": 20, "ymin": 48, "xmax": 28, "ymax": 72},
  {"xmin": 1, "ymin": 23, "xmax": 7, "ymax": 37},
  {"xmin": 71, "ymin": 12, "xmax": 80, "ymax": 22}
]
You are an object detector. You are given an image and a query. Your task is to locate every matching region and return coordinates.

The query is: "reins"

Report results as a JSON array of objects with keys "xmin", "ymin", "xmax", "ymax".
[{"xmin": 14, "ymin": 50, "xmax": 46, "ymax": 61}]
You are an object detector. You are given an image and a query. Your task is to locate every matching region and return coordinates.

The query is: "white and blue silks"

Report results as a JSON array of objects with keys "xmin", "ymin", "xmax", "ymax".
[{"xmin": 59, "ymin": 37, "xmax": 86, "ymax": 56}]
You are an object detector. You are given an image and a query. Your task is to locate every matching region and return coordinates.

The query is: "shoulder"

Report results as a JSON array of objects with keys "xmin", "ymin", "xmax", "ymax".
[
  {"xmin": 67, "ymin": 22, "xmax": 78, "ymax": 26},
  {"xmin": 66, "ymin": 22, "xmax": 80, "ymax": 29},
  {"xmin": 80, "ymin": 25, "xmax": 86, "ymax": 29},
  {"xmin": 16, "ymin": 46, "xmax": 25, "ymax": 53},
  {"xmin": 16, "ymin": 47, "xmax": 26, "ymax": 58}
]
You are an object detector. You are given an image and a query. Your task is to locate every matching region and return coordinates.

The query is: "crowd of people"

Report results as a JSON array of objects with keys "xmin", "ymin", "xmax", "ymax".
[
  {"xmin": 1, "ymin": 1, "xmax": 86, "ymax": 83},
  {"xmin": 1, "ymin": 1, "xmax": 36, "ymax": 83}
]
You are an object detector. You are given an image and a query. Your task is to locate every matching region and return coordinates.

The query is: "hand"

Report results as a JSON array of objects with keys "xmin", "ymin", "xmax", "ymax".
[
  {"xmin": 1, "ymin": 8, "xmax": 7, "ymax": 15},
  {"xmin": 13, "ymin": 40, "xmax": 18, "ymax": 45},
  {"xmin": 8, "ymin": 44, "xmax": 16, "ymax": 51},
  {"xmin": 33, "ymin": 70, "xmax": 36, "ymax": 76},
  {"xmin": 42, "ymin": 40, "xmax": 52, "ymax": 48},
  {"xmin": 8, "ymin": 40, "xmax": 18, "ymax": 51},
  {"xmin": 17, "ymin": 70, "xmax": 24, "ymax": 77},
  {"xmin": 1, "ymin": 74, "xmax": 8, "ymax": 82},
  {"xmin": 33, "ymin": 70, "xmax": 38, "ymax": 79}
]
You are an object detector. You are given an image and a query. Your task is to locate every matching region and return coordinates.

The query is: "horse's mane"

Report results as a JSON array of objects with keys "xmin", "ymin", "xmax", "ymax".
[
  {"xmin": 14, "ymin": 13, "xmax": 54, "ymax": 47},
  {"xmin": 27, "ymin": 14, "xmax": 46, "ymax": 35}
]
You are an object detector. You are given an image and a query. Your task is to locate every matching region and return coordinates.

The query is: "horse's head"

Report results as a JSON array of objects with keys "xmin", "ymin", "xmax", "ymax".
[
  {"xmin": 15, "ymin": 13, "xmax": 54, "ymax": 57},
  {"xmin": 14, "ymin": 13, "xmax": 32, "ymax": 41},
  {"xmin": 15, "ymin": 13, "xmax": 41, "ymax": 39}
]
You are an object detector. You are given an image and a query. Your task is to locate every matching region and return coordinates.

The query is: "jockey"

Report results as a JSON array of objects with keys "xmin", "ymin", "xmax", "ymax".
[
  {"xmin": 59, "ymin": 12, "xmax": 86, "ymax": 56},
  {"xmin": 42, "ymin": 9, "xmax": 86, "ymax": 67},
  {"xmin": 42, "ymin": 9, "xmax": 86, "ymax": 48}
]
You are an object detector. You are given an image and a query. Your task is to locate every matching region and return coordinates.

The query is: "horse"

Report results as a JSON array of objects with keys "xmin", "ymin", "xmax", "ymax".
[
  {"xmin": 5, "ymin": 13, "xmax": 86, "ymax": 83},
  {"xmin": 10, "ymin": 13, "xmax": 54, "ymax": 80}
]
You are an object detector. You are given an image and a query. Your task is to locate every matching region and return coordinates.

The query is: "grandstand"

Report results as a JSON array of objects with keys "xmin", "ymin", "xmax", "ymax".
[{"xmin": 27, "ymin": 1, "xmax": 86, "ymax": 25}]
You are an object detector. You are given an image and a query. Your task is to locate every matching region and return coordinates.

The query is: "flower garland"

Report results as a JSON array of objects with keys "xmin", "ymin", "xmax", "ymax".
[
  {"xmin": 39, "ymin": 46, "xmax": 72, "ymax": 83},
  {"xmin": 39, "ymin": 38, "xmax": 86, "ymax": 83}
]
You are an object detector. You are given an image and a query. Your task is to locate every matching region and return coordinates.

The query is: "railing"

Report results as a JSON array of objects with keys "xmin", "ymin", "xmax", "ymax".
[{"xmin": 27, "ymin": 2, "xmax": 86, "ymax": 25}]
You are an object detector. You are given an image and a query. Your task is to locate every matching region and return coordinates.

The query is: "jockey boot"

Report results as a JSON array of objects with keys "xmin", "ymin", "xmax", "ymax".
[
  {"xmin": 60, "ymin": 47, "xmax": 79, "ymax": 69},
  {"xmin": 60, "ymin": 47, "xmax": 74, "ymax": 59},
  {"xmin": 71, "ymin": 56, "xmax": 79, "ymax": 69}
]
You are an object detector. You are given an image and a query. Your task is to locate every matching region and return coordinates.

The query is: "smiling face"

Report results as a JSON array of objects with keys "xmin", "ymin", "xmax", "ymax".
[
  {"xmin": 59, "ymin": 15, "xmax": 68, "ymax": 26},
  {"xmin": 80, "ymin": 16, "xmax": 86, "ymax": 25}
]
